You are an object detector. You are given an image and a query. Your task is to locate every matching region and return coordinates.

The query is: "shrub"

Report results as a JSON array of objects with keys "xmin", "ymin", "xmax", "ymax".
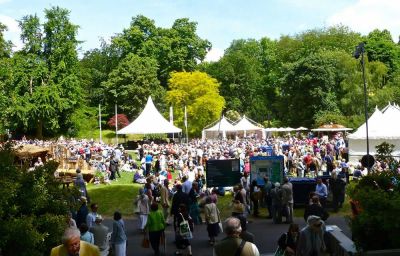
[
  {"xmin": 0, "ymin": 143, "xmax": 78, "ymax": 255},
  {"xmin": 347, "ymin": 171, "xmax": 400, "ymax": 251}
]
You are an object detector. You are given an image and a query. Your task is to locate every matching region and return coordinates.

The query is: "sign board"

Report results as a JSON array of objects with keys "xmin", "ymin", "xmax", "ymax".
[
  {"xmin": 206, "ymin": 159, "xmax": 241, "ymax": 187},
  {"xmin": 250, "ymin": 156, "xmax": 284, "ymax": 186}
]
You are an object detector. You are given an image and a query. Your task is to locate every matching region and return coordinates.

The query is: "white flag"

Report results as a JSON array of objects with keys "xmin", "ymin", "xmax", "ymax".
[
  {"xmin": 170, "ymin": 106, "xmax": 173, "ymax": 124},
  {"xmin": 184, "ymin": 106, "xmax": 187, "ymax": 128}
]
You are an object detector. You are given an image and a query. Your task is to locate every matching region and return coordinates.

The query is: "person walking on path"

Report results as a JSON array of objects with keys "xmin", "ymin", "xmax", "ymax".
[
  {"xmin": 135, "ymin": 188, "xmax": 150, "ymax": 233},
  {"xmin": 86, "ymin": 203, "xmax": 99, "ymax": 229},
  {"xmin": 146, "ymin": 203, "xmax": 166, "ymax": 256},
  {"xmin": 111, "ymin": 211, "xmax": 127, "ymax": 256},
  {"xmin": 160, "ymin": 179, "xmax": 171, "ymax": 222},
  {"xmin": 171, "ymin": 184, "xmax": 190, "ymax": 223},
  {"xmin": 297, "ymin": 215, "xmax": 326, "ymax": 256},
  {"xmin": 204, "ymin": 196, "xmax": 221, "ymax": 246},
  {"xmin": 89, "ymin": 215, "xmax": 110, "ymax": 256},
  {"xmin": 271, "ymin": 182, "xmax": 283, "ymax": 224},
  {"xmin": 304, "ymin": 196, "xmax": 329, "ymax": 222},
  {"xmin": 213, "ymin": 217, "xmax": 260, "ymax": 256},
  {"xmin": 174, "ymin": 204, "xmax": 193, "ymax": 256},
  {"xmin": 281, "ymin": 177, "xmax": 294, "ymax": 223}
]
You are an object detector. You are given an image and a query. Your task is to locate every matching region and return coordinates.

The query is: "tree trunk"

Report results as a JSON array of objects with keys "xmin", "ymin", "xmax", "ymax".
[{"xmin": 36, "ymin": 119, "xmax": 43, "ymax": 139}]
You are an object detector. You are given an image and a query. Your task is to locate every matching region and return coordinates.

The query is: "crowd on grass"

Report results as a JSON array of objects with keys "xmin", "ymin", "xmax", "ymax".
[{"xmin": 39, "ymin": 132, "xmax": 384, "ymax": 255}]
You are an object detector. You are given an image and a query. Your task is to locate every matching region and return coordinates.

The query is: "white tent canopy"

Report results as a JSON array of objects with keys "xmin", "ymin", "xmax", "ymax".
[
  {"xmin": 233, "ymin": 115, "xmax": 265, "ymax": 139},
  {"xmin": 348, "ymin": 103, "xmax": 400, "ymax": 161},
  {"xmin": 233, "ymin": 115, "xmax": 263, "ymax": 131},
  {"xmin": 202, "ymin": 116, "xmax": 236, "ymax": 139},
  {"xmin": 117, "ymin": 96, "xmax": 182, "ymax": 134}
]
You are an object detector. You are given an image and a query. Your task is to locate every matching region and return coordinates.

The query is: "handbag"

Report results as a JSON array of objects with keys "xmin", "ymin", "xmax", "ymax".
[
  {"xmin": 141, "ymin": 233, "xmax": 150, "ymax": 248},
  {"xmin": 274, "ymin": 233, "xmax": 288, "ymax": 256},
  {"xmin": 179, "ymin": 213, "xmax": 193, "ymax": 239}
]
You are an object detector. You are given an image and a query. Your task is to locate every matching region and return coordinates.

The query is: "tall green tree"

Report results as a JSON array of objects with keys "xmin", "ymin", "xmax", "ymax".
[
  {"xmin": 365, "ymin": 29, "xmax": 400, "ymax": 80},
  {"xmin": 111, "ymin": 15, "xmax": 211, "ymax": 87},
  {"xmin": 166, "ymin": 71, "xmax": 225, "ymax": 136},
  {"xmin": 204, "ymin": 39, "xmax": 268, "ymax": 121},
  {"xmin": 0, "ymin": 22, "xmax": 12, "ymax": 58},
  {"xmin": 102, "ymin": 53, "xmax": 165, "ymax": 119},
  {"xmin": 5, "ymin": 7, "xmax": 82, "ymax": 138}
]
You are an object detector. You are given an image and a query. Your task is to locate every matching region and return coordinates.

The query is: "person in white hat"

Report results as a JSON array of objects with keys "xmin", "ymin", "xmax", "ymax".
[
  {"xmin": 297, "ymin": 215, "xmax": 326, "ymax": 256},
  {"xmin": 89, "ymin": 215, "xmax": 110, "ymax": 256}
]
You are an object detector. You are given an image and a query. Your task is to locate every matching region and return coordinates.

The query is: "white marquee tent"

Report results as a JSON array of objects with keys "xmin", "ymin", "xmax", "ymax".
[
  {"xmin": 202, "ymin": 116, "xmax": 236, "ymax": 139},
  {"xmin": 233, "ymin": 115, "xmax": 265, "ymax": 139},
  {"xmin": 348, "ymin": 104, "xmax": 400, "ymax": 161},
  {"xmin": 117, "ymin": 96, "xmax": 182, "ymax": 134}
]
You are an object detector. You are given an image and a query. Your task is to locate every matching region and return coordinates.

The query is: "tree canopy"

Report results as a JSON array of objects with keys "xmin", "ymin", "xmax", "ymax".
[
  {"xmin": 1, "ymin": 7, "xmax": 400, "ymax": 138},
  {"xmin": 166, "ymin": 71, "xmax": 225, "ymax": 136}
]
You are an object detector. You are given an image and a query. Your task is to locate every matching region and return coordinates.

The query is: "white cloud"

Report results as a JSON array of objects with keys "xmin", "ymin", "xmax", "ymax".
[
  {"xmin": 0, "ymin": 0, "xmax": 11, "ymax": 4},
  {"xmin": 205, "ymin": 47, "xmax": 224, "ymax": 62},
  {"xmin": 327, "ymin": 0, "xmax": 400, "ymax": 40},
  {"xmin": 0, "ymin": 14, "xmax": 23, "ymax": 51}
]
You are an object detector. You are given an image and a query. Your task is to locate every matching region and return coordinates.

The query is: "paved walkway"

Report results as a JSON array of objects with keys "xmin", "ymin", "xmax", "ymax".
[{"xmin": 103, "ymin": 215, "xmax": 350, "ymax": 256}]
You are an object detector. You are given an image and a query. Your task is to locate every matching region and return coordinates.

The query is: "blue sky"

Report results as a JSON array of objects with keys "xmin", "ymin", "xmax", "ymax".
[{"xmin": 1, "ymin": 0, "xmax": 399, "ymax": 61}]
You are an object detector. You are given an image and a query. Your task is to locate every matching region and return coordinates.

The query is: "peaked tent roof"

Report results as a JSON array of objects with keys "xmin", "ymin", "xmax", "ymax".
[
  {"xmin": 233, "ymin": 115, "xmax": 263, "ymax": 131},
  {"xmin": 348, "ymin": 104, "xmax": 400, "ymax": 139},
  {"xmin": 204, "ymin": 116, "xmax": 236, "ymax": 132},
  {"xmin": 348, "ymin": 107, "xmax": 383, "ymax": 139},
  {"xmin": 117, "ymin": 96, "xmax": 182, "ymax": 134}
]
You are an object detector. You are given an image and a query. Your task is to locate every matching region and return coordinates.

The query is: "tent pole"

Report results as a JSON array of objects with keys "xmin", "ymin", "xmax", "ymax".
[{"xmin": 115, "ymin": 103, "xmax": 118, "ymax": 145}]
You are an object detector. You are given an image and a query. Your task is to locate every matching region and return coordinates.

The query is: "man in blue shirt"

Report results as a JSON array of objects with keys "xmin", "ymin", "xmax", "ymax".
[
  {"xmin": 145, "ymin": 152, "xmax": 153, "ymax": 176},
  {"xmin": 315, "ymin": 178, "xmax": 328, "ymax": 208}
]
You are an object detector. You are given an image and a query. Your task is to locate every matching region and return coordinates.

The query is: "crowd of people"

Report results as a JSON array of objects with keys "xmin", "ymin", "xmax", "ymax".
[{"xmin": 14, "ymin": 133, "xmax": 389, "ymax": 255}]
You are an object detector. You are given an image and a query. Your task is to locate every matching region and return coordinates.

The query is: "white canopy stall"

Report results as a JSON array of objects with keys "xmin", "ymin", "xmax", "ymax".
[
  {"xmin": 117, "ymin": 96, "xmax": 182, "ymax": 134},
  {"xmin": 233, "ymin": 115, "xmax": 265, "ymax": 139},
  {"xmin": 348, "ymin": 104, "xmax": 400, "ymax": 161},
  {"xmin": 202, "ymin": 116, "xmax": 236, "ymax": 139}
]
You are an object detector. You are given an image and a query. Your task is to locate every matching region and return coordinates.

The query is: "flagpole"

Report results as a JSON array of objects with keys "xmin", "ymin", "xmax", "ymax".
[
  {"xmin": 184, "ymin": 106, "xmax": 188, "ymax": 144},
  {"xmin": 99, "ymin": 104, "xmax": 102, "ymax": 143},
  {"xmin": 115, "ymin": 103, "xmax": 118, "ymax": 145},
  {"xmin": 170, "ymin": 106, "xmax": 174, "ymax": 140}
]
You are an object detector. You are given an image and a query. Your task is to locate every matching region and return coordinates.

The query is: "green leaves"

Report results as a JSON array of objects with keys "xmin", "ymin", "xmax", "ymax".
[
  {"xmin": 102, "ymin": 53, "xmax": 164, "ymax": 119},
  {"xmin": 0, "ymin": 145, "xmax": 74, "ymax": 255},
  {"xmin": 166, "ymin": 71, "xmax": 225, "ymax": 136}
]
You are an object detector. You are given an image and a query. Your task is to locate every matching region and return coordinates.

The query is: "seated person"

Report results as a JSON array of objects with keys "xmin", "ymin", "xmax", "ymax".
[{"xmin": 133, "ymin": 170, "xmax": 146, "ymax": 184}]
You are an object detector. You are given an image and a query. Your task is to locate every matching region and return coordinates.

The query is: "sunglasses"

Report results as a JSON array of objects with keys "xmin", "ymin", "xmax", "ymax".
[{"xmin": 313, "ymin": 223, "xmax": 322, "ymax": 227}]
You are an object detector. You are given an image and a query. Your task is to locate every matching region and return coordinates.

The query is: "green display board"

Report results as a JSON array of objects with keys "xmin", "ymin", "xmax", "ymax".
[
  {"xmin": 250, "ymin": 156, "xmax": 284, "ymax": 185},
  {"xmin": 206, "ymin": 159, "xmax": 241, "ymax": 187}
]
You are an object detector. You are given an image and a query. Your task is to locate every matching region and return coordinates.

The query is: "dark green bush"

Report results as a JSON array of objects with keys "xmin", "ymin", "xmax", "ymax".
[
  {"xmin": 347, "ymin": 172, "xmax": 400, "ymax": 251},
  {"xmin": 0, "ymin": 143, "xmax": 78, "ymax": 255}
]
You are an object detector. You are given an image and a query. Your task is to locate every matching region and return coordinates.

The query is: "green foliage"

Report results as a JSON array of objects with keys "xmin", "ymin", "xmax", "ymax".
[
  {"xmin": 166, "ymin": 71, "xmax": 225, "ymax": 136},
  {"xmin": 0, "ymin": 22, "xmax": 12, "ymax": 58},
  {"xmin": 314, "ymin": 110, "xmax": 346, "ymax": 127},
  {"xmin": 68, "ymin": 105, "xmax": 98, "ymax": 138},
  {"xmin": 102, "ymin": 53, "xmax": 165, "ymax": 119},
  {"xmin": 0, "ymin": 143, "xmax": 77, "ymax": 255},
  {"xmin": 225, "ymin": 110, "xmax": 241, "ymax": 123},
  {"xmin": 347, "ymin": 172, "xmax": 400, "ymax": 251},
  {"xmin": 375, "ymin": 142, "xmax": 397, "ymax": 170},
  {"xmin": 0, "ymin": 7, "xmax": 81, "ymax": 138},
  {"xmin": 110, "ymin": 15, "xmax": 211, "ymax": 87}
]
